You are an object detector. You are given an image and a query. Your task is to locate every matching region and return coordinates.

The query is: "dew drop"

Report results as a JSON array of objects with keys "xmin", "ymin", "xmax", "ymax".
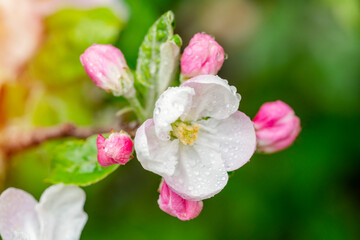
[
  {"xmin": 230, "ymin": 86, "xmax": 237, "ymax": 94},
  {"xmin": 154, "ymin": 107, "xmax": 160, "ymax": 115}
]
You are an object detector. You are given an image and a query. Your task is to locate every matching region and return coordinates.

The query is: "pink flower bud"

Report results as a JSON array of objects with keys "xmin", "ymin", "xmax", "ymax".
[
  {"xmin": 97, "ymin": 131, "xmax": 133, "ymax": 167},
  {"xmin": 181, "ymin": 33, "xmax": 225, "ymax": 78},
  {"xmin": 158, "ymin": 180, "xmax": 203, "ymax": 221},
  {"xmin": 80, "ymin": 44, "xmax": 135, "ymax": 97},
  {"xmin": 253, "ymin": 100, "xmax": 301, "ymax": 153}
]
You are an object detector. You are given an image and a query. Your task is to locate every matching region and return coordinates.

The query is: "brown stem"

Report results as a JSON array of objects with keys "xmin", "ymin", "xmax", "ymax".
[{"xmin": 0, "ymin": 122, "xmax": 138, "ymax": 156}]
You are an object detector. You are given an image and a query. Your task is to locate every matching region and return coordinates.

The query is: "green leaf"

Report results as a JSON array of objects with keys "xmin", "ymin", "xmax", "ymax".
[
  {"xmin": 46, "ymin": 134, "xmax": 119, "ymax": 186},
  {"xmin": 135, "ymin": 11, "xmax": 179, "ymax": 107}
]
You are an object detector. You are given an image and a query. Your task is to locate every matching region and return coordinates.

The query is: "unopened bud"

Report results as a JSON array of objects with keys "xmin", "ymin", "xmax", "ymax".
[
  {"xmin": 181, "ymin": 33, "xmax": 225, "ymax": 78},
  {"xmin": 158, "ymin": 180, "xmax": 203, "ymax": 221},
  {"xmin": 80, "ymin": 44, "xmax": 135, "ymax": 97},
  {"xmin": 253, "ymin": 100, "xmax": 301, "ymax": 153},
  {"xmin": 97, "ymin": 131, "xmax": 133, "ymax": 167}
]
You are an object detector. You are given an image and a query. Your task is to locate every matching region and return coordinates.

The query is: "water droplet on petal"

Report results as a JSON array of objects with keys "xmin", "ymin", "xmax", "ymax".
[{"xmin": 154, "ymin": 107, "xmax": 160, "ymax": 115}]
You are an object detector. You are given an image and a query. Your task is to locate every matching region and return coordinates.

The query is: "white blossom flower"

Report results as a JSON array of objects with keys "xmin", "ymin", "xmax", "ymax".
[
  {"xmin": 135, "ymin": 75, "xmax": 256, "ymax": 201},
  {"xmin": 0, "ymin": 184, "xmax": 87, "ymax": 240}
]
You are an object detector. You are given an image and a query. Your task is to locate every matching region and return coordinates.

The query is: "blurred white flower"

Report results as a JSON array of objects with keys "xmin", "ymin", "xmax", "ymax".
[{"xmin": 0, "ymin": 184, "xmax": 87, "ymax": 240}]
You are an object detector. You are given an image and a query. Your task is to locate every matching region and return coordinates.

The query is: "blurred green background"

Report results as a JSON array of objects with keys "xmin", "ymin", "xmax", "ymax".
[{"xmin": 1, "ymin": 0, "xmax": 359, "ymax": 239}]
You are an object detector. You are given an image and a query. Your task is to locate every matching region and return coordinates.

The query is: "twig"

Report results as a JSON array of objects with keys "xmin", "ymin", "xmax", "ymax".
[{"xmin": 0, "ymin": 122, "xmax": 138, "ymax": 156}]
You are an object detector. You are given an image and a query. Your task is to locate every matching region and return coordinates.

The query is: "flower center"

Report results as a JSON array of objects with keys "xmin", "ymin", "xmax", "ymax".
[{"xmin": 171, "ymin": 121, "xmax": 199, "ymax": 146}]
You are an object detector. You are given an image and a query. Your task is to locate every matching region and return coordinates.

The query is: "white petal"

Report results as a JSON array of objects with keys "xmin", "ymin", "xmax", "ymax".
[
  {"xmin": 0, "ymin": 188, "xmax": 40, "ymax": 240},
  {"xmin": 164, "ymin": 134, "xmax": 228, "ymax": 201},
  {"xmin": 181, "ymin": 75, "xmax": 241, "ymax": 121},
  {"xmin": 199, "ymin": 111, "xmax": 256, "ymax": 171},
  {"xmin": 35, "ymin": 184, "xmax": 87, "ymax": 240},
  {"xmin": 153, "ymin": 87, "xmax": 195, "ymax": 140},
  {"xmin": 135, "ymin": 119, "xmax": 179, "ymax": 177}
]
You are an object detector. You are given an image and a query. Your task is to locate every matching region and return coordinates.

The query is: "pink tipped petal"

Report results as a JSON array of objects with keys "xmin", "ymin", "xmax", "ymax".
[
  {"xmin": 253, "ymin": 100, "xmax": 301, "ymax": 153},
  {"xmin": 80, "ymin": 44, "xmax": 134, "ymax": 97},
  {"xmin": 181, "ymin": 75, "xmax": 240, "ymax": 121},
  {"xmin": 135, "ymin": 119, "xmax": 179, "ymax": 177},
  {"xmin": 36, "ymin": 184, "xmax": 87, "ymax": 240},
  {"xmin": 158, "ymin": 181, "xmax": 203, "ymax": 221},
  {"xmin": 181, "ymin": 33, "xmax": 225, "ymax": 78},
  {"xmin": 0, "ymin": 188, "xmax": 40, "ymax": 240}
]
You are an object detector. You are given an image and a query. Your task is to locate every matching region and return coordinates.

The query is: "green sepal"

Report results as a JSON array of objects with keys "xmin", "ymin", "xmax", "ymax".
[{"xmin": 170, "ymin": 34, "xmax": 182, "ymax": 47}]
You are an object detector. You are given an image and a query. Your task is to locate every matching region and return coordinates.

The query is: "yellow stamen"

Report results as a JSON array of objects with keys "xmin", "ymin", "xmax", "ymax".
[{"xmin": 172, "ymin": 122, "xmax": 199, "ymax": 146}]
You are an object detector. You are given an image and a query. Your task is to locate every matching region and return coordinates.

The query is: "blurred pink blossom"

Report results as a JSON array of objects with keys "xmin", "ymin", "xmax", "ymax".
[
  {"xmin": 0, "ymin": 0, "xmax": 42, "ymax": 82},
  {"xmin": 253, "ymin": 100, "xmax": 301, "ymax": 153},
  {"xmin": 0, "ymin": 0, "xmax": 127, "ymax": 83}
]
